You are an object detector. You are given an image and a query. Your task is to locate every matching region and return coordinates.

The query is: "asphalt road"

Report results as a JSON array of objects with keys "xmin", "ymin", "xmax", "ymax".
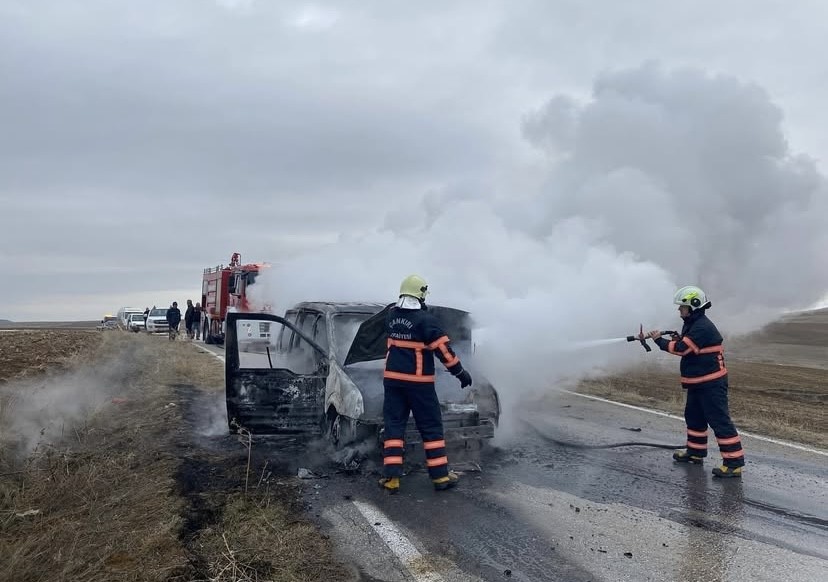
[{"xmin": 197, "ymin": 341, "xmax": 828, "ymax": 582}]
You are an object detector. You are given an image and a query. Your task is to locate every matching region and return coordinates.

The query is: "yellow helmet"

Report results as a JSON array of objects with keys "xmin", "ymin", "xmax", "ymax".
[
  {"xmin": 399, "ymin": 274, "xmax": 428, "ymax": 300},
  {"xmin": 673, "ymin": 285, "xmax": 710, "ymax": 311}
]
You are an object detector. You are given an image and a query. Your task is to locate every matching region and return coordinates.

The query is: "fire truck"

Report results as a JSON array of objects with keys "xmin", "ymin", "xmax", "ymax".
[{"xmin": 201, "ymin": 252, "xmax": 271, "ymax": 345}]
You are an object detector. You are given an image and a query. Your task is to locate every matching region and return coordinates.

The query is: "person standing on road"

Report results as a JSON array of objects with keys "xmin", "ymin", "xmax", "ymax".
[
  {"xmin": 645, "ymin": 286, "xmax": 745, "ymax": 478},
  {"xmin": 143, "ymin": 307, "xmax": 150, "ymax": 330},
  {"xmin": 193, "ymin": 302, "xmax": 202, "ymax": 341},
  {"xmin": 184, "ymin": 299, "xmax": 195, "ymax": 339},
  {"xmin": 379, "ymin": 274, "xmax": 473, "ymax": 494},
  {"xmin": 166, "ymin": 301, "xmax": 182, "ymax": 337}
]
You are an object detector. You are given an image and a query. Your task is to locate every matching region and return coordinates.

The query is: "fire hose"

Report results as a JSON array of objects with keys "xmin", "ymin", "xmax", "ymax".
[{"xmin": 528, "ymin": 424, "xmax": 684, "ymax": 450}]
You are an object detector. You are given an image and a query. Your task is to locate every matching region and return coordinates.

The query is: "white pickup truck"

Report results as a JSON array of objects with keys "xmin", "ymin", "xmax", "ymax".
[
  {"xmin": 145, "ymin": 307, "xmax": 169, "ymax": 334},
  {"xmin": 127, "ymin": 312, "xmax": 146, "ymax": 333}
]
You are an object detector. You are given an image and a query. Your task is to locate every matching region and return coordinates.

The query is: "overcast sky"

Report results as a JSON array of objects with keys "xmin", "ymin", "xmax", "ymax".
[{"xmin": 2, "ymin": 0, "xmax": 827, "ymax": 321}]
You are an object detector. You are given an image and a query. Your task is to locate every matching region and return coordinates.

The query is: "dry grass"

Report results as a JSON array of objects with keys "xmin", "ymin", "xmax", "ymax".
[
  {"xmin": 191, "ymin": 488, "xmax": 353, "ymax": 582},
  {"xmin": 0, "ymin": 333, "xmax": 188, "ymax": 581},
  {"xmin": 0, "ymin": 331, "xmax": 354, "ymax": 582}
]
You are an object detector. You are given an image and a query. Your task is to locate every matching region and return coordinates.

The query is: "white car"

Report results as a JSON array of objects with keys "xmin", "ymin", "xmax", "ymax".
[
  {"xmin": 118, "ymin": 307, "xmax": 144, "ymax": 329},
  {"xmin": 127, "ymin": 312, "xmax": 146, "ymax": 333},
  {"xmin": 97, "ymin": 316, "xmax": 120, "ymax": 331},
  {"xmin": 145, "ymin": 308, "xmax": 169, "ymax": 334}
]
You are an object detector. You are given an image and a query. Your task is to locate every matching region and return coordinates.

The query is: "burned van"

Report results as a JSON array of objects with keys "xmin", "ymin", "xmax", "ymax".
[{"xmin": 225, "ymin": 302, "xmax": 500, "ymax": 453}]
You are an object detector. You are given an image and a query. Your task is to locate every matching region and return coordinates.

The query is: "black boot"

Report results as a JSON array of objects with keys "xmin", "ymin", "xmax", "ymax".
[
  {"xmin": 712, "ymin": 465, "xmax": 743, "ymax": 478},
  {"xmin": 378, "ymin": 476, "xmax": 400, "ymax": 494},
  {"xmin": 673, "ymin": 450, "xmax": 704, "ymax": 464},
  {"xmin": 432, "ymin": 471, "xmax": 459, "ymax": 491}
]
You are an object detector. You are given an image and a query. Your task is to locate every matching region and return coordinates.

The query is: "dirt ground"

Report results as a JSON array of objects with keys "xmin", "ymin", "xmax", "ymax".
[
  {"xmin": 0, "ymin": 330, "xmax": 357, "ymax": 582},
  {"xmin": 578, "ymin": 308, "xmax": 828, "ymax": 449},
  {"xmin": 0, "ymin": 330, "xmax": 102, "ymax": 382}
]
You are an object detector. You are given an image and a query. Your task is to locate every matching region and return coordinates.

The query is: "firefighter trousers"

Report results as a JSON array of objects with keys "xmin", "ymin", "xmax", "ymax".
[
  {"xmin": 382, "ymin": 382, "xmax": 450, "ymax": 480},
  {"xmin": 683, "ymin": 378, "xmax": 745, "ymax": 467}
]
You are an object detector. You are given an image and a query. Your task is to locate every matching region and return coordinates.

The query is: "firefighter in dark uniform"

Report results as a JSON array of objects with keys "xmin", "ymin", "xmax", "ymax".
[
  {"xmin": 645, "ymin": 286, "xmax": 745, "ymax": 478},
  {"xmin": 379, "ymin": 274, "xmax": 473, "ymax": 494}
]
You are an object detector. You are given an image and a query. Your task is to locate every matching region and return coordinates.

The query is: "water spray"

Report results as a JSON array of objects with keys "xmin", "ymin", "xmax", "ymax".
[
  {"xmin": 568, "ymin": 337, "xmax": 630, "ymax": 350},
  {"xmin": 566, "ymin": 325, "xmax": 678, "ymax": 352}
]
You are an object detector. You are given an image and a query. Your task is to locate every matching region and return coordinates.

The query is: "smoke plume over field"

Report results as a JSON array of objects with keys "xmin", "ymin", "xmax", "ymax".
[{"xmin": 247, "ymin": 64, "xmax": 828, "ymax": 419}]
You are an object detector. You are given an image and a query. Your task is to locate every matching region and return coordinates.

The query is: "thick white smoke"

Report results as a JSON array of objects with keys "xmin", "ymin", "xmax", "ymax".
[
  {"xmin": 247, "ymin": 63, "xmax": 828, "ymax": 421},
  {"xmin": 520, "ymin": 63, "xmax": 828, "ymax": 329}
]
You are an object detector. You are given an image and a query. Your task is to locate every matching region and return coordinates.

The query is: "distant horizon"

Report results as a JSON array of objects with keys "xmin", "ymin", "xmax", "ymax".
[
  {"xmin": 1, "ymin": 318, "xmax": 100, "ymax": 323},
  {"xmin": 4, "ymin": 299, "xmax": 828, "ymax": 324}
]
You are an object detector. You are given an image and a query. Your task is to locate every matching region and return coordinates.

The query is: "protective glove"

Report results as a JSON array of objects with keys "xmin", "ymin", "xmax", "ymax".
[{"xmin": 455, "ymin": 369, "xmax": 472, "ymax": 388}]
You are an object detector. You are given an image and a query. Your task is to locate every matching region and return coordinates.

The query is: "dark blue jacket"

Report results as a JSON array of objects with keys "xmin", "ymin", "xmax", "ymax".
[
  {"xmin": 654, "ymin": 310, "xmax": 727, "ymax": 387},
  {"xmin": 383, "ymin": 305, "xmax": 465, "ymax": 387},
  {"xmin": 166, "ymin": 307, "xmax": 182, "ymax": 327}
]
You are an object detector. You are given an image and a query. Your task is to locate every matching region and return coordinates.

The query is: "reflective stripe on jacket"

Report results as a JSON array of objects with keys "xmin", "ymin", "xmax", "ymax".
[
  {"xmin": 384, "ymin": 305, "xmax": 464, "ymax": 385},
  {"xmin": 654, "ymin": 310, "xmax": 727, "ymax": 386}
]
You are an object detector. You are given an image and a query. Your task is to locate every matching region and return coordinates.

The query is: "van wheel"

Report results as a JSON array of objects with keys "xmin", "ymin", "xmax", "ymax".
[{"xmin": 326, "ymin": 412, "xmax": 354, "ymax": 448}]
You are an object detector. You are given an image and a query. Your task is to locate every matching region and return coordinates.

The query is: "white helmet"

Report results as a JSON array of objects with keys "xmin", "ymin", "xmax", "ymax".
[{"xmin": 673, "ymin": 285, "xmax": 711, "ymax": 311}]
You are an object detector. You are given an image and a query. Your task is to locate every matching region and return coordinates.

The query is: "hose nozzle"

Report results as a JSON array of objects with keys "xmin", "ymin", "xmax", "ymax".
[
  {"xmin": 628, "ymin": 326, "xmax": 680, "ymax": 352},
  {"xmin": 629, "ymin": 324, "xmax": 652, "ymax": 352}
]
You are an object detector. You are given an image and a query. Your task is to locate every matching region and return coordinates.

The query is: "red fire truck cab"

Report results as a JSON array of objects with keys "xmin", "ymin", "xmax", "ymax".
[{"xmin": 201, "ymin": 252, "xmax": 270, "ymax": 345}]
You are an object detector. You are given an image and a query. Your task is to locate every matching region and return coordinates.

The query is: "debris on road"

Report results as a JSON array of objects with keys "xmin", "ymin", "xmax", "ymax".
[
  {"xmin": 298, "ymin": 468, "xmax": 317, "ymax": 479},
  {"xmin": 331, "ymin": 446, "xmax": 364, "ymax": 473}
]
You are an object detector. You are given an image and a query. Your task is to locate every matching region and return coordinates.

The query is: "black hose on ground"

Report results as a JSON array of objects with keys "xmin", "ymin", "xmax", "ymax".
[{"xmin": 527, "ymin": 424, "xmax": 684, "ymax": 450}]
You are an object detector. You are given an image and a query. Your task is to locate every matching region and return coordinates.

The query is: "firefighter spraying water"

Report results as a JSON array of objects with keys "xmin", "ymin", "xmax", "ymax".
[
  {"xmin": 555, "ymin": 286, "xmax": 746, "ymax": 476},
  {"xmin": 529, "ymin": 286, "xmax": 747, "ymax": 476},
  {"xmin": 644, "ymin": 285, "xmax": 746, "ymax": 478}
]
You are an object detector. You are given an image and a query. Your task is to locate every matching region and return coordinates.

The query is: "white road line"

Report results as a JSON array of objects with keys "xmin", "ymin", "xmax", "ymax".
[
  {"xmin": 194, "ymin": 343, "xmax": 225, "ymax": 363},
  {"xmin": 560, "ymin": 389, "xmax": 828, "ymax": 457},
  {"xmin": 351, "ymin": 500, "xmax": 446, "ymax": 582}
]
